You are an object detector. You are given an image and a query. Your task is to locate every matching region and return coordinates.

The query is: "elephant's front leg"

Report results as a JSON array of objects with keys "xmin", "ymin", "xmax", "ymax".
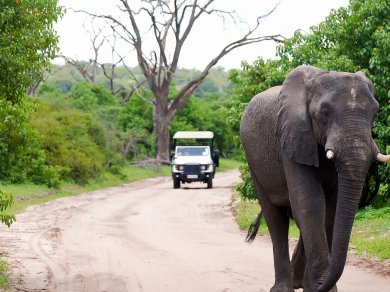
[{"xmin": 282, "ymin": 158, "xmax": 332, "ymax": 291}]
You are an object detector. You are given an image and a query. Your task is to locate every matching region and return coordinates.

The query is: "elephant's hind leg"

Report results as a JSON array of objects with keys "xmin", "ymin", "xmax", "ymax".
[
  {"xmin": 262, "ymin": 202, "xmax": 294, "ymax": 292},
  {"xmin": 249, "ymin": 169, "xmax": 293, "ymax": 292}
]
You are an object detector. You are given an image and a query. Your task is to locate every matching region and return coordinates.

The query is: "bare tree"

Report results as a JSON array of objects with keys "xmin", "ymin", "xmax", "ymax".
[
  {"xmin": 98, "ymin": 34, "xmax": 146, "ymax": 101},
  {"xmin": 80, "ymin": 0, "xmax": 283, "ymax": 162},
  {"xmin": 59, "ymin": 18, "xmax": 105, "ymax": 83},
  {"xmin": 97, "ymin": 32, "xmax": 124, "ymax": 95}
]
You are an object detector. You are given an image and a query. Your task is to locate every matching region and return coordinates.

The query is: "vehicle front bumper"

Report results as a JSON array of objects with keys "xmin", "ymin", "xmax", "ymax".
[{"xmin": 172, "ymin": 172, "xmax": 214, "ymax": 183}]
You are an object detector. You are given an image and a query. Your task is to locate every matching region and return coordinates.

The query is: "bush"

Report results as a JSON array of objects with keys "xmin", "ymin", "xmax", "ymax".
[
  {"xmin": 67, "ymin": 82, "xmax": 117, "ymax": 110},
  {"xmin": 31, "ymin": 101, "xmax": 106, "ymax": 184}
]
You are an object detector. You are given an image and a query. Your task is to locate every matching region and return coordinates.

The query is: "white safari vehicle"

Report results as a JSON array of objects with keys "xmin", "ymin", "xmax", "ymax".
[{"xmin": 170, "ymin": 131, "xmax": 219, "ymax": 189}]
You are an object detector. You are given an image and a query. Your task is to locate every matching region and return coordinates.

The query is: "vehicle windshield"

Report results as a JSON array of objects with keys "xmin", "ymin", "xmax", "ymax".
[{"xmin": 176, "ymin": 146, "xmax": 209, "ymax": 156}]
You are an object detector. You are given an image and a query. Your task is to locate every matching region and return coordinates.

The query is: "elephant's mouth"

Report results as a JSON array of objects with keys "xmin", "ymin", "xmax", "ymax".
[{"xmin": 326, "ymin": 144, "xmax": 389, "ymax": 163}]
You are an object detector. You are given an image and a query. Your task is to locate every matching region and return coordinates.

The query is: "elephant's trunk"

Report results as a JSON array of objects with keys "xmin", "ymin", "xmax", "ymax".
[{"xmin": 319, "ymin": 132, "xmax": 373, "ymax": 291}]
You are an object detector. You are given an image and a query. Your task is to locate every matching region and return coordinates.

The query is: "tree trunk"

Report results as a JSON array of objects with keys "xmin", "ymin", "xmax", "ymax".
[
  {"xmin": 155, "ymin": 122, "xmax": 170, "ymax": 162},
  {"xmin": 154, "ymin": 110, "xmax": 170, "ymax": 163}
]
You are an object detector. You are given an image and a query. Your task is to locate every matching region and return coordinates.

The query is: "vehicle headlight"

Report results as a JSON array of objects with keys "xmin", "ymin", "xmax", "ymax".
[
  {"xmin": 200, "ymin": 165, "xmax": 207, "ymax": 171},
  {"xmin": 177, "ymin": 165, "xmax": 184, "ymax": 171}
]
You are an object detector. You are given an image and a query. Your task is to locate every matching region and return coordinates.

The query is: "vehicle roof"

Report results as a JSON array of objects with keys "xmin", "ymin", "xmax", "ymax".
[
  {"xmin": 176, "ymin": 145, "xmax": 209, "ymax": 148},
  {"xmin": 173, "ymin": 131, "xmax": 214, "ymax": 139}
]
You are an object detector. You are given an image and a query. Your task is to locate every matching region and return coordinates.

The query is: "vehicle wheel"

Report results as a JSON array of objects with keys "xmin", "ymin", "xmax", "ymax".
[
  {"xmin": 173, "ymin": 178, "xmax": 181, "ymax": 189},
  {"xmin": 207, "ymin": 177, "xmax": 213, "ymax": 189}
]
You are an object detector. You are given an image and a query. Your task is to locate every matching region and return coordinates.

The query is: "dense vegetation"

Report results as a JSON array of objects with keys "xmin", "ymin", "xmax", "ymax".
[
  {"xmin": 0, "ymin": 0, "xmax": 63, "ymax": 225},
  {"xmin": 0, "ymin": 65, "xmax": 235, "ymax": 188},
  {"xmin": 228, "ymin": 0, "xmax": 390, "ymax": 208}
]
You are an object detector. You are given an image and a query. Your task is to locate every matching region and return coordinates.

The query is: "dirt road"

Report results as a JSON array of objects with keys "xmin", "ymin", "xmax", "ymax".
[{"xmin": 0, "ymin": 170, "xmax": 389, "ymax": 291}]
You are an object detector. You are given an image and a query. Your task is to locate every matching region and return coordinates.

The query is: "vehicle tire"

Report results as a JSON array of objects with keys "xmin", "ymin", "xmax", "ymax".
[
  {"xmin": 207, "ymin": 177, "xmax": 213, "ymax": 189},
  {"xmin": 173, "ymin": 178, "xmax": 181, "ymax": 189}
]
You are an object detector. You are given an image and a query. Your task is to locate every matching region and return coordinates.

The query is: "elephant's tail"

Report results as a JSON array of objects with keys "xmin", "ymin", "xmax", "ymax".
[{"xmin": 245, "ymin": 210, "xmax": 263, "ymax": 243}]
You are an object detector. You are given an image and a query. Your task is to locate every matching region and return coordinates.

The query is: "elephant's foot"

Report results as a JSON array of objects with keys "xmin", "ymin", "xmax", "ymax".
[
  {"xmin": 293, "ymin": 276, "xmax": 304, "ymax": 289},
  {"xmin": 270, "ymin": 281, "xmax": 294, "ymax": 292},
  {"xmin": 292, "ymin": 263, "xmax": 304, "ymax": 289},
  {"xmin": 302, "ymin": 283, "xmax": 337, "ymax": 292},
  {"xmin": 317, "ymin": 285, "xmax": 337, "ymax": 292}
]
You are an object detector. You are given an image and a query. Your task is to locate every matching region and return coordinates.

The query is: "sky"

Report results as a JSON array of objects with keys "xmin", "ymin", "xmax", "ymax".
[{"xmin": 54, "ymin": 0, "xmax": 350, "ymax": 70}]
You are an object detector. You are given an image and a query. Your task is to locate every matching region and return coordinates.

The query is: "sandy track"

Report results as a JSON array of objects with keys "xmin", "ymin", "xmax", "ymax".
[{"xmin": 0, "ymin": 170, "xmax": 389, "ymax": 292}]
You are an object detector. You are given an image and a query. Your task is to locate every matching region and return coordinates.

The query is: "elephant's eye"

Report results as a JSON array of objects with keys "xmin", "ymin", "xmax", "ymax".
[
  {"xmin": 319, "ymin": 109, "xmax": 330, "ymax": 119},
  {"xmin": 318, "ymin": 102, "xmax": 332, "ymax": 120}
]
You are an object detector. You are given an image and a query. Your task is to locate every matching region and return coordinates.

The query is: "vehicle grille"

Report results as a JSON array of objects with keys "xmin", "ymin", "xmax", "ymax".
[{"xmin": 184, "ymin": 165, "xmax": 201, "ymax": 173}]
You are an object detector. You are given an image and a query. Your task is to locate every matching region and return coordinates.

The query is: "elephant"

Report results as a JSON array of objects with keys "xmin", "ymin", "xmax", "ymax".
[{"xmin": 240, "ymin": 65, "xmax": 390, "ymax": 292}]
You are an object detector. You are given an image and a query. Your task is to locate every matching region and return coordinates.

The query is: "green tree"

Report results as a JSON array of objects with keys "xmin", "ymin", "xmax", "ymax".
[
  {"xmin": 0, "ymin": 0, "xmax": 63, "ymax": 101},
  {"xmin": 31, "ymin": 101, "xmax": 106, "ymax": 184},
  {"xmin": 67, "ymin": 82, "xmax": 117, "ymax": 110},
  {"xmin": 117, "ymin": 94, "xmax": 155, "ymax": 160},
  {"xmin": 0, "ymin": 0, "xmax": 63, "ymax": 225}
]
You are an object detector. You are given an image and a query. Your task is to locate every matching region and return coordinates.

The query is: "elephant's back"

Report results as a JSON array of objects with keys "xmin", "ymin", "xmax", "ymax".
[
  {"xmin": 240, "ymin": 86, "xmax": 281, "ymax": 146},
  {"xmin": 240, "ymin": 86, "xmax": 287, "ymax": 198}
]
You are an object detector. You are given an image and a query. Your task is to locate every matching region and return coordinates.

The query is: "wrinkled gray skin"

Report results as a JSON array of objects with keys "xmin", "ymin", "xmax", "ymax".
[{"xmin": 240, "ymin": 65, "xmax": 380, "ymax": 292}]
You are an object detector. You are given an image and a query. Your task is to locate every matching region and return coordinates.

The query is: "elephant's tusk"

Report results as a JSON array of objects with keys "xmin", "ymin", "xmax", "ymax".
[
  {"xmin": 326, "ymin": 150, "xmax": 335, "ymax": 160},
  {"xmin": 377, "ymin": 153, "xmax": 390, "ymax": 163}
]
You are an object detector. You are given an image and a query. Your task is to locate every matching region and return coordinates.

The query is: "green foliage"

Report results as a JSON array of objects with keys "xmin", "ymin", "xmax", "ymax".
[
  {"xmin": 235, "ymin": 164, "xmax": 256, "ymax": 201},
  {"xmin": 118, "ymin": 95, "xmax": 153, "ymax": 132},
  {"xmin": 0, "ymin": 0, "xmax": 63, "ymax": 101},
  {"xmin": 0, "ymin": 98, "xmax": 62, "ymax": 188},
  {"xmin": 0, "ymin": 0, "xmax": 63, "ymax": 225},
  {"xmin": 31, "ymin": 101, "xmax": 106, "ymax": 184},
  {"xmin": 67, "ymin": 82, "xmax": 117, "ymax": 110},
  {"xmin": 0, "ymin": 190, "xmax": 14, "ymax": 227},
  {"xmin": 117, "ymin": 95, "xmax": 155, "ymax": 160}
]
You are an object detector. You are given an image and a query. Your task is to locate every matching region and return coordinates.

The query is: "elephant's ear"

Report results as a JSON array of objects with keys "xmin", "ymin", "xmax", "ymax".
[{"xmin": 277, "ymin": 65, "xmax": 325, "ymax": 167}]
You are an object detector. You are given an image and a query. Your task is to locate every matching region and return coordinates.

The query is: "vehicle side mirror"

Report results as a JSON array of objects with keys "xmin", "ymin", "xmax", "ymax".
[{"xmin": 213, "ymin": 150, "xmax": 220, "ymax": 167}]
